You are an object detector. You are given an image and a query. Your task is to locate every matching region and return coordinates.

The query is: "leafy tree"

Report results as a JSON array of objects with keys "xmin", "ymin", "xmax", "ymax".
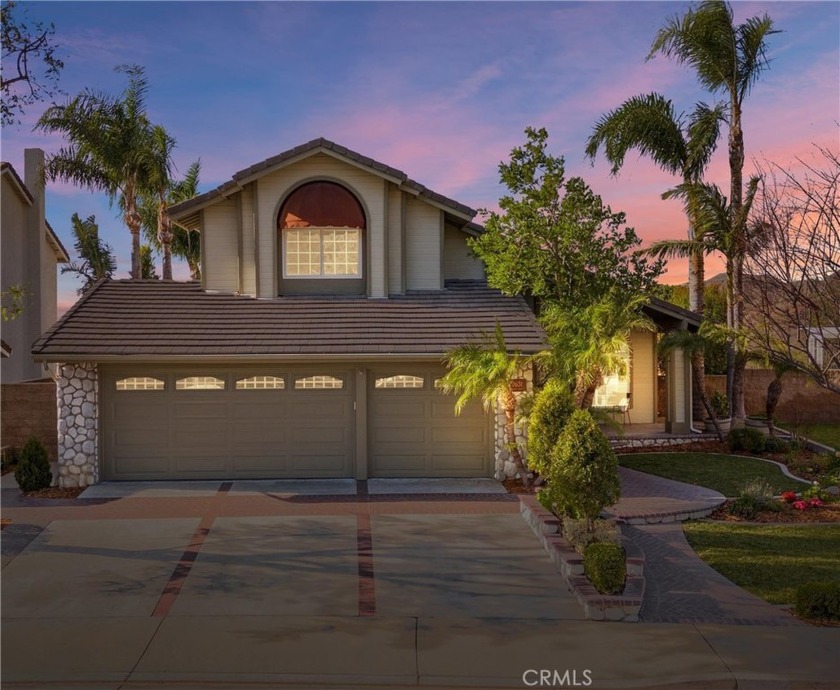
[
  {"xmin": 140, "ymin": 159, "xmax": 202, "ymax": 280},
  {"xmin": 140, "ymin": 244, "xmax": 159, "ymax": 280},
  {"xmin": 14, "ymin": 436, "xmax": 51, "ymax": 492},
  {"xmin": 36, "ymin": 64, "xmax": 162, "ymax": 279},
  {"xmin": 540, "ymin": 409, "xmax": 620, "ymax": 531},
  {"xmin": 439, "ymin": 322, "xmax": 532, "ymax": 486},
  {"xmin": 138, "ymin": 125, "xmax": 175, "ymax": 279},
  {"xmin": 470, "ymin": 127, "xmax": 663, "ymax": 313},
  {"xmin": 649, "ymin": 0, "xmax": 779, "ymax": 420},
  {"xmin": 1, "ymin": 1, "xmax": 63, "ymax": 126},
  {"xmin": 62, "ymin": 213, "xmax": 116, "ymax": 294},
  {"xmin": 1, "ymin": 284, "xmax": 26, "ymax": 321}
]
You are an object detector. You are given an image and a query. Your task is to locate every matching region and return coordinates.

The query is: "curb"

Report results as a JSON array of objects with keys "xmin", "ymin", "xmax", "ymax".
[{"xmin": 520, "ymin": 496, "xmax": 644, "ymax": 622}]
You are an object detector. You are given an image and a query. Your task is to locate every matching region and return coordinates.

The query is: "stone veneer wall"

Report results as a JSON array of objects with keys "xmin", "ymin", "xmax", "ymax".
[
  {"xmin": 494, "ymin": 367, "xmax": 533, "ymax": 480},
  {"xmin": 57, "ymin": 363, "xmax": 99, "ymax": 488}
]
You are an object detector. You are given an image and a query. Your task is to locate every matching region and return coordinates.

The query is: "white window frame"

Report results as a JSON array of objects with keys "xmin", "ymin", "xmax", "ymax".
[
  {"xmin": 116, "ymin": 376, "xmax": 165, "ymax": 391},
  {"xmin": 176, "ymin": 376, "xmax": 226, "ymax": 391},
  {"xmin": 375, "ymin": 375, "xmax": 425, "ymax": 389},
  {"xmin": 294, "ymin": 375, "xmax": 345, "ymax": 390},
  {"xmin": 282, "ymin": 227, "xmax": 361, "ymax": 279},
  {"xmin": 235, "ymin": 375, "xmax": 286, "ymax": 390}
]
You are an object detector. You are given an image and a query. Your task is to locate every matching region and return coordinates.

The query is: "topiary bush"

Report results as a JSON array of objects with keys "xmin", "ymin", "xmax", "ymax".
[
  {"xmin": 583, "ymin": 542, "xmax": 626, "ymax": 595},
  {"xmin": 541, "ymin": 409, "xmax": 620, "ymax": 527},
  {"xmin": 14, "ymin": 436, "xmax": 52, "ymax": 492},
  {"xmin": 527, "ymin": 378, "xmax": 575, "ymax": 477},
  {"xmin": 794, "ymin": 581, "xmax": 840, "ymax": 622},
  {"xmin": 727, "ymin": 427, "xmax": 766, "ymax": 453}
]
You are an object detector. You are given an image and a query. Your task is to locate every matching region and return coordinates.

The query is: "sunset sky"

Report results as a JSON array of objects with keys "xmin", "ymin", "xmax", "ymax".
[{"xmin": 3, "ymin": 1, "xmax": 838, "ymax": 314}]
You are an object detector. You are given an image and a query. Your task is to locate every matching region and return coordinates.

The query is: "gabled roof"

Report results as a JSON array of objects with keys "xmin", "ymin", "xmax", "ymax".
[
  {"xmin": 646, "ymin": 296, "xmax": 702, "ymax": 329},
  {"xmin": 168, "ymin": 137, "xmax": 478, "ymax": 228},
  {"xmin": 32, "ymin": 280, "xmax": 546, "ymax": 362}
]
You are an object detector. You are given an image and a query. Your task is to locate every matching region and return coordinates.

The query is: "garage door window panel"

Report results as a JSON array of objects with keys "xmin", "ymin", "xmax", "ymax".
[
  {"xmin": 176, "ymin": 376, "xmax": 226, "ymax": 390},
  {"xmin": 295, "ymin": 375, "xmax": 344, "ymax": 390},
  {"xmin": 374, "ymin": 375, "xmax": 424, "ymax": 389},
  {"xmin": 235, "ymin": 375, "xmax": 286, "ymax": 390},
  {"xmin": 115, "ymin": 377, "xmax": 164, "ymax": 391}
]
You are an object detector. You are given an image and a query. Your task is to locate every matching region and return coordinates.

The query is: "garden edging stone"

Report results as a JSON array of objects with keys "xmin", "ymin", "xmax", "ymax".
[{"xmin": 519, "ymin": 495, "xmax": 644, "ymax": 622}]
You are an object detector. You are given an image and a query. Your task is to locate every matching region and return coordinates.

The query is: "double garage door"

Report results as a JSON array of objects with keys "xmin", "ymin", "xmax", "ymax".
[{"xmin": 100, "ymin": 365, "xmax": 491, "ymax": 481}]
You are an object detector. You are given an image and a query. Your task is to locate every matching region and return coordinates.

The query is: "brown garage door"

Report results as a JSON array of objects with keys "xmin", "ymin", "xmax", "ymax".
[
  {"xmin": 368, "ymin": 367, "xmax": 492, "ymax": 477},
  {"xmin": 100, "ymin": 366, "xmax": 355, "ymax": 480}
]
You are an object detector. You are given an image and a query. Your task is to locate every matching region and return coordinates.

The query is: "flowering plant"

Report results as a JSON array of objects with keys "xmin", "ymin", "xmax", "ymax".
[
  {"xmin": 780, "ymin": 491, "xmax": 799, "ymax": 503},
  {"xmin": 793, "ymin": 500, "xmax": 809, "ymax": 511}
]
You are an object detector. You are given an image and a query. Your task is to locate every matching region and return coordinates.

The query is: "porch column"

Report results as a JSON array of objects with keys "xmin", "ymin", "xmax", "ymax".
[{"xmin": 665, "ymin": 347, "xmax": 692, "ymax": 434}]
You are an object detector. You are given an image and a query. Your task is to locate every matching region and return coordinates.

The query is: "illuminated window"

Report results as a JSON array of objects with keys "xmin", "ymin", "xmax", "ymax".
[
  {"xmin": 279, "ymin": 181, "xmax": 365, "ymax": 278},
  {"xmin": 294, "ymin": 375, "xmax": 344, "ymax": 390},
  {"xmin": 593, "ymin": 346, "xmax": 631, "ymax": 409},
  {"xmin": 235, "ymin": 376, "xmax": 285, "ymax": 390},
  {"xmin": 375, "ymin": 375, "xmax": 424, "ymax": 389},
  {"xmin": 176, "ymin": 376, "xmax": 225, "ymax": 391},
  {"xmin": 116, "ymin": 377, "xmax": 164, "ymax": 391}
]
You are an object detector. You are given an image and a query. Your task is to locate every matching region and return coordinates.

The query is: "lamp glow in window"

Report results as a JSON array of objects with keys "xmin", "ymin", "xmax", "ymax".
[
  {"xmin": 176, "ymin": 376, "xmax": 225, "ymax": 390},
  {"xmin": 593, "ymin": 347, "xmax": 631, "ymax": 409},
  {"xmin": 285, "ymin": 228, "xmax": 360, "ymax": 277}
]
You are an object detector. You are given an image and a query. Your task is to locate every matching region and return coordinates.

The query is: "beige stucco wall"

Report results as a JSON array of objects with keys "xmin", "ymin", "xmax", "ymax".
[
  {"xmin": 240, "ymin": 185, "xmax": 256, "ymax": 296},
  {"xmin": 443, "ymin": 224, "xmax": 484, "ymax": 281},
  {"xmin": 629, "ymin": 330, "xmax": 657, "ymax": 424},
  {"xmin": 203, "ymin": 198, "xmax": 239, "ymax": 293},
  {"xmin": 405, "ymin": 197, "xmax": 442, "ymax": 290},
  {"xmin": 387, "ymin": 186, "xmax": 405, "ymax": 295}
]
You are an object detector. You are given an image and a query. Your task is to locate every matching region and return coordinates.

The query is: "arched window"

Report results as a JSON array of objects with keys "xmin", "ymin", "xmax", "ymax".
[{"xmin": 279, "ymin": 181, "xmax": 365, "ymax": 278}]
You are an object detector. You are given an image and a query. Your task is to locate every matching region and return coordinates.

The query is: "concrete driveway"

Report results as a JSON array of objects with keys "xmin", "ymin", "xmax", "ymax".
[{"xmin": 2, "ymin": 479, "xmax": 839, "ymax": 689}]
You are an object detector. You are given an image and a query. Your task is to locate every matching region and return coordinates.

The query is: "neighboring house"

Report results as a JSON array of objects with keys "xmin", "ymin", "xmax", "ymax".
[
  {"xmin": 807, "ymin": 327, "xmax": 839, "ymax": 371},
  {"xmin": 1, "ymin": 150, "xmax": 69, "ymax": 383},
  {"xmin": 31, "ymin": 138, "xmax": 697, "ymax": 488}
]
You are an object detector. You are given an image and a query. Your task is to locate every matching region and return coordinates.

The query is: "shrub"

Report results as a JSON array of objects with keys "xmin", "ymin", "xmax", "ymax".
[
  {"xmin": 802, "ymin": 484, "xmax": 833, "ymax": 503},
  {"xmin": 711, "ymin": 391, "xmax": 729, "ymax": 418},
  {"xmin": 541, "ymin": 409, "xmax": 620, "ymax": 527},
  {"xmin": 14, "ymin": 436, "xmax": 52, "ymax": 492},
  {"xmin": 562, "ymin": 517, "xmax": 619, "ymax": 554},
  {"xmin": 727, "ymin": 428, "xmax": 766, "ymax": 453},
  {"xmin": 527, "ymin": 379, "xmax": 575, "ymax": 477},
  {"xmin": 763, "ymin": 436, "xmax": 790, "ymax": 454},
  {"xmin": 1, "ymin": 446, "xmax": 18, "ymax": 472},
  {"xmin": 583, "ymin": 542, "xmax": 626, "ymax": 595},
  {"xmin": 794, "ymin": 581, "xmax": 840, "ymax": 622},
  {"xmin": 727, "ymin": 480, "xmax": 782, "ymax": 518}
]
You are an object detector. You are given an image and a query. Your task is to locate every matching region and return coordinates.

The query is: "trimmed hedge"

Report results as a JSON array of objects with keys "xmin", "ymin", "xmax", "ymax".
[
  {"xmin": 527, "ymin": 379, "xmax": 575, "ymax": 477},
  {"xmin": 583, "ymin": 542, "xmax": 626, "ymax": 595},
  {"xmin": 14, "ymin": 436, "xmax": 51, "ymax": 493},
  {"xmin": 794, "ymin": 581, "xmax": 840, "ymax": 621}
]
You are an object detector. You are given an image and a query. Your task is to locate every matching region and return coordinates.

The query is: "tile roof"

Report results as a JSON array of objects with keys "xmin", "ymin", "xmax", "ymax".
[
  {"xmin": 168, "ymin": 137, "xmax": 477, "ymax": 221},
  {"xmin": 32, "ymin": 280, "xmax": 546, "ymax": 361}
]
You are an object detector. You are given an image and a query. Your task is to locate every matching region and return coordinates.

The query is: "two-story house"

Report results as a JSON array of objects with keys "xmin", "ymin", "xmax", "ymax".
[{"xmin": 32, "ymin": 139, "xmax": 696, "ymax": 488}]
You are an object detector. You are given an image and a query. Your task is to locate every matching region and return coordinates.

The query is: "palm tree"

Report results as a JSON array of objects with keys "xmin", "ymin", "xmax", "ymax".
[
  {"xmin": 139, "ymin": 244, "xmax": 159, "ymax": 280},
  {"xmin": 36, "ymin": 64, "xmax": 156, "ymax": 279},
  {"xmin": 649, "ymin": 0, "xmax": 778, "ymax": 420},
  {"xmin": 138, "ymin": 125, "xmax": 175, "ymax": 279},
  {"xmin": 439, "ymin": 322, "xmax": 532, "ymax": 486},
  {"xmin": 540, "ymin": 292, "xmax": 656, "ymax": 410},
  {"xmin": 62, "ymin": 213, "xmax": 116, "ymax": 294},
  {"xmin": 140, "ymin": 159, "xmax": 202, "ymax": 280},
  {"xmin": 586, "ymin": 94, "xmax": 724, "ymax": 421}
]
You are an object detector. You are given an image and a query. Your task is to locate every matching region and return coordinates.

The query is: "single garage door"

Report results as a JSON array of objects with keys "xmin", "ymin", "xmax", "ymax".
[
  {"xmin": 368, "ymin": 366, "xmax": 492, "ymax": 477},
  {"xmin": 100, "ymin": 366, "xmax": 355, "ymax": 480}
]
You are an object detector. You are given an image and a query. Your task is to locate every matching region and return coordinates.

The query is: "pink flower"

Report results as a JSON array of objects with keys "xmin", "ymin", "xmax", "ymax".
[
  {"xmin": 793, "ymin": 500, "xmax": 809, "ymax": 511},
  {"xmin": 809, "ymin": 498, "xmax": 823, "ymax": 507}
]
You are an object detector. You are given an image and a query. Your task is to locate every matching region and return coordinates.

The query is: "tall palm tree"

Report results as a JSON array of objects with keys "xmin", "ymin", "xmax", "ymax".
[
  {"xmin": 649, "ymin": 0, "xmax": 778, "ymax": 419},
  {"xmin": 138, "ymin": 125, "xmax": 175, "ymax": 279},
  {"xmin": 586, "ymin": 94, "xmax": 724, "ymax": 421},
  {"xmin": 62, "ymin": 213, "xmax": 116, "ymax": 294},
  {"xmin": 439, "ymin": 322, "xmax": 531, "ymax": 486},
  {"xmin": 140, "ymin": 159, "xmax": 202, "ymax": 280},
  {"xmin": 541, "ymin": 292, "xmax": 656, "ymax": 410},
  {"xmin": 36, "ymin": 64, "xmax": 156, "ymax": 279}
]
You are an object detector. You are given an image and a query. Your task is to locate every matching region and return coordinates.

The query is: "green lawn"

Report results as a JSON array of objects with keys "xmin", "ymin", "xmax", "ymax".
[
  {"xmin": 783, "ymin": 423, "xmax": 840, "ymax": 451},
  {"xmin": 618, "ymin": 452, "xmax": 806, "ymax": 497},
  {"xmin": 683, "ymin": 523, "xmax": 840, "ymax": 604}
]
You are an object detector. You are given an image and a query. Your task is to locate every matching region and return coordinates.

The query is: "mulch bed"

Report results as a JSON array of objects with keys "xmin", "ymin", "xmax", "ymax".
[
  {"xmin": 710, "ymin": 501, "xmax": 840, "ymax": 523},
  {"xmin": 22, "ymin": 486, "xmax": 86, "ymax": 500},
  {"xmin": 502, "ymin": 478, "xmax": 538, "ymax": 495}
]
